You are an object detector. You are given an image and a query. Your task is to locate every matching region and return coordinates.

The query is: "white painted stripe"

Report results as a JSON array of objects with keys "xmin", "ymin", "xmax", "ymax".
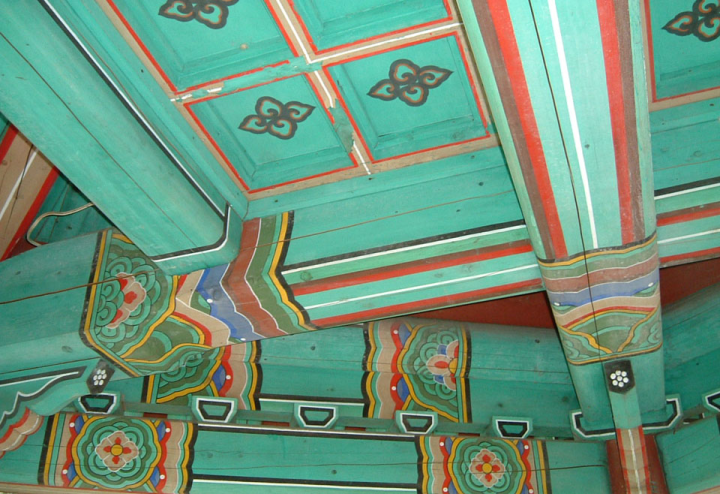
[
  {"xmin": 657, "ymin": 228, "xmax": 720, "ymax": 244},
  {"xmin": 275, "ymin": 0, "xmax": 312, "ymax": 64},
  {"xmin": 199, "ymin": 422, "xmax": 409, "ymax": 439},
  {"xmin": 655, "ymin": 182, "xmax": 720, "ymax": 199},
  {"xmin": 153, "ymin": 209, "xmax": 233, "ymax": 261},
  {"xmin": 194, "ymin": 479, "xmax": 415, "ymax": 491},
  {"xmin": 314, "ymin": 23, "xmax": 461, "ymax": 63},
  {"xmin": 260, "ymin": 398, "xmax": 364, "ymax": 407},
  {"xmin": 302, "ymin": 264, "xmax": 538, "ymax": 310},
  {"xmin": 353, "ymin": 143, "xmax": 371, "ymax": 175},
  {"xmin": 0, "ymin": 148, "xmax": 37, "ymax": 222},
  {"xmin": 282, "ymin": 224, "xmax": 527, "ymax": 274},
  {"xmin": 42, "ymin": 0, "xmax": 223, "ymax": 215},
  {"xmin": 547, "ymin": 0, "xmax": 598, "ymax": 249},
  {"xmin": 312, "ymin": 71, "xmax": 334, "ymax": 108},
  {"xmin": 625, "ymin": 429, "xmax": 644, "ymax": 494}
]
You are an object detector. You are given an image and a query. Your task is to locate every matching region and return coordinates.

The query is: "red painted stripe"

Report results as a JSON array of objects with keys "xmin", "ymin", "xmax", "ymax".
[
  {"xmin": 643, "ymin": 0, "xmax": 658, "ymax": 103},
  {"xmin": 322, "ymin": 33, "xmax": 491, "ymax": 166},
  {"xmin": 323, "ymin": 32, "xmax": 455, "ymax": 68},
  {"xmin": 453, "ymin": 32, "xmax": 489, "ymax": 129},
  {"xmin": 637, "ymin": 428, "xmax": 654, "ymax": 492},
  {"xmin": 286, "ymin": 0, "xmax": 453, "ymax": 56},
  {"xmin": 291, "ymin": 242, "xmax": 532, "ymax": 296},
  {"xmin": 106, "ymin": 0, "xmax": 178, "ymax": 93},
  {"xmin": 562, "ymin": 304, "xmax": 654, "ymax": 328},
  {"xmin": 661, "ymin": 246, "xmax": 720, "ymax": 265},
  {"xmin": 487, "ymin": 1, "xmax": 566, "ymax": 257},
  {"xmin": 0, "ymin": 125, "xmax": 18, "ymax": 164},
  {"xmin": 1, "ymin": 167, "xmax": 59, "ymax": 261},
  {"xmin": 657, "ymin": 202, "xmax": 720, "ymax": 226},
  {"xmin": 224, "ymin": 218, "xmax": 285, "ymax": 337},
  {"xmin": 265, "ymin": 0, "xmax": 300, "ymax": 58},
  {"xmin": 185, "ymin": 74, "xmax": 296, "ymax": 106},
  {"xmin": 183, "ymin": 105, "xmax": 250, "ymax": 189},
  {"xmin": 312, "ymin": 278, "xmax": 543, "ymax": 327},
  {"xmin": 597, "ymin": 0, "xmax": 634, "ymax": 244},
  {"xmin": 0, "ymin": 409, "xmax": 31, "ymax": 444}
]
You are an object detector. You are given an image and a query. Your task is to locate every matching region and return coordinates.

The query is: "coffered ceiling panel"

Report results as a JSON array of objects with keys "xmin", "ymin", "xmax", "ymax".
[
  {"xmin": 100, "ymin": 0, "xmax": 495, "ymax": 196},
  {"xmin": 644, "ymin": 0, "xmax": 720, "ymax": 103},
  {"xmin": 108, "ymin": 0, "xmax": 294, "ymax": 91}
]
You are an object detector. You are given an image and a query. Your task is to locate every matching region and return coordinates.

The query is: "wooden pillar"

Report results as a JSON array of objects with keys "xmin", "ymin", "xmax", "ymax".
[
  {"xmin": 458, "ymin": 0, "xmax": 665, "ymax": 426},
  {"xmin": 0, "ymin": 0, "xmax": 242, "ymax": 273}
]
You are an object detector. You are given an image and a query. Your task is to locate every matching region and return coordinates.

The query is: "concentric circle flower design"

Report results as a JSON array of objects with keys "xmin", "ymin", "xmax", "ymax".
[
  {"xmin": 425, "ymin": 339, "xmax": 459, "ymax": 390},
  {"xmin": 470, "ymin": 448, "xmax": 506, "ymax": 488},
  {"xmin": 94, "ymin": 431, "xmax": 139, "ymax": 472},
  {"xmin": 106, "ymin": 273, "xmax": 147, "ymax": 330}
]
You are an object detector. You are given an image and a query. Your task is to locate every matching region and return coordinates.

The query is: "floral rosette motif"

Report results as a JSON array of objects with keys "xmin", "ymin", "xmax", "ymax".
[
  {"xmin": 426, "ymin": 339, "xmax": 460, "ymax": 391},
  {"xmin": 90, "ymin": 234, "xmax": 173, "ymax": 357},
  {"xmin": 159, "ymin": 0, "xmax": 239, "ymax": 29},
  {"xmin": 368, "ymin": 59, "xmax": 452, "ymax": 106},
  {"xmin": 72, "ymin": 416, "xmax": 163, "ymax": 490},
  {"xmin": 456, "ymin": 441, "xmax": 523, "ymax": 493},
  {"xmin": 239, "ymin": 96, "xmax": 315, "ymax": 140}
]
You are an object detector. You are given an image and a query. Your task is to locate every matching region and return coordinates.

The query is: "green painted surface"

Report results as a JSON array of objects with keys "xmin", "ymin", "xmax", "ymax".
[
  {"xmin": 110, "ymin": 0, "xmax": 293, "ymax": 90},
  {"xmin": 647, "ymin": 0, "xmax": 720, "ymax": 100},
  {"xmin": 30, "ymin": 174, "xmax": 113, "ymax": 245},
  {"xmin": 544, "ymin": 441, "xmax": 611, "ymax": 493},
  {"xmin": 0, "ymin": 232, "xmax": 100, "ymax": 373},
  {"xmin": 327, "ymin": 36, "xmax": 489, "ymax": 160},
  {"xmin": 292, "ymin": 0, "xmax": 448, "ymax": 51},
  {"xmin": 0, "ymin": 0, "xmax": 242, "ymax": 273},
  {"xmin": 657, "ymin": 416, "xmax": 720, "ymax": 494}
]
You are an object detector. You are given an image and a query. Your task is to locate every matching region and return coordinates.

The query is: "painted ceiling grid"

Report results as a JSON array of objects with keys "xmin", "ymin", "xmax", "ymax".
[{"xmin": 103, "ymin": 0, "xmax": 495, "ymax": 196}]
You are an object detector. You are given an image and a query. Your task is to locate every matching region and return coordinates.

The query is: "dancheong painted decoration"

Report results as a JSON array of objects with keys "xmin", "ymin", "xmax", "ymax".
[
  {"xmin": 368, "ymin": 59, "xmax": 453, "ymax": 107},
  {"xmin": 158, "ymin": 0, "xmax": 239, "ymax": 29},
  {"xmin": 663, "ymin": 0, "xmax": 720, "ymax": 41},
  {"xmin": 2, "ymin": 0, "xmax": 720, "ymax": 492}
]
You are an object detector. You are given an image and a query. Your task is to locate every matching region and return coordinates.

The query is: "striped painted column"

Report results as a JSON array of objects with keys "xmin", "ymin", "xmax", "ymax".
[{"xmin": 459, "ymin": 0, "xmax": 665, "ymax": 426}]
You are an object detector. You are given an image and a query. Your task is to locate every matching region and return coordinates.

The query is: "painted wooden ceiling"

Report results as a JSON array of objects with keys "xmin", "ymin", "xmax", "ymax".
[{"xmin": 101, "ymin": 0, "xmax": 494, "ymax": 195}]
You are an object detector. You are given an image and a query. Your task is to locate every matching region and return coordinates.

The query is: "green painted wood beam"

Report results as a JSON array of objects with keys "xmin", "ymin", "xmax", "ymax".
[
  {"xmin": 0, "ymin": 0, "xmax": 241, "ymax": 273},
  {"xmin": 458, "ymin": 0, "xmax": 665, "ymax": 427},
  {"xmin": 0, "ymin": 411, "xmax": 612, "ymax": 493}
]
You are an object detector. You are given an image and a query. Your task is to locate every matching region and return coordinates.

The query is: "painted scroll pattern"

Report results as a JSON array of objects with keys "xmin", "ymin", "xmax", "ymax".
[
  {"xmin": 363, "ymin": 319, "xmax": 471, "ymax": 422},
  {"xmin": 81, "ymin": 222, "xmax": 312, "ymax": 377},
  {"xmin": 143, "ymin": 343, "xmax": 261, "ymax": 410},
  {"xmin": 419, "ymin": 436, "xmax": 550, "ymax": 494},
  {"xmin": 664, "ymin": 0, "xmax": 720, "ymax": 42},
  {"xmin": 41, "ymin": 413, "xmax": 195, "ymax": 493},
  {"xmin": 369, "ymin": 59, "xmax": 453, "ymax": 106},
  {"xmin": 158, "ymin": 0, "xmax": 239, "ymax": 29},
  {"xmin": 539, "ymin": 234, "xmax": 662, "ymax": 365}
]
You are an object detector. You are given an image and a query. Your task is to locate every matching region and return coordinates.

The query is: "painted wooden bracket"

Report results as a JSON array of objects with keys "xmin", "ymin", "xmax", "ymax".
[
  {"xmin": 570, "ymin": 397, "xmax": 682, "ymax": 441},
  {"xmin": 191, "ymin": 396, "xmax": 238, "ymax": 424},
  {"xmin": 703, "ymin": 388, "xmax": 720, "ymax": 414},
  {"xmin": 294, "ymin": 404, "xmax": 338, "ymax": 429},
  {"xmin": 395, "ymin": 411, "xmax": 437, "ymax": 435},
  {"xmin": 75, "ymin": 392, "xmax": 121, "ymax": 415},
  {"xmin": 491, "ymin": 417, "xmax": 533, "ymax": 439}
]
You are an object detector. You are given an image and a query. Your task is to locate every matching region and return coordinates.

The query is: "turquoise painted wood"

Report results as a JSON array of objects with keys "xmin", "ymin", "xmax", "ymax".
[
  {"xmin": 30, "ymin": 174, "xmax": 113, "ymax": 245},
  {"xmin": 190, "ymin": 74, "xmax": 353, "ymax": 190},
  {"xmin": 291, "ymin": 0, "xmax": 449, "ymax": 51},
  {"xmin": 656, "ymin": 416, "xmax": 720, "ymax": 493},
  {"xmin": 110, "ymin": 0, "xmax": 294, "ymax": 91},
  {"xmin": 327, "ymin": 36, "xmax": 489, "ymax": 160},
  {"xmin": 0, "ymin": 0, "xmax": 240, "ymax": 273},
  {"xmin": 663, "ymin": 283, "xmax": 720, "ymax": 413},
  {"xmin": 646, "ymin": 0, "xmax": 720, "ymax": 101},
  {"xmin": 51, "ymin": 0, "xmax": 250, "ymax": 217},
  {"xmin": 0, "ymin": 411, "xmax": 614, "ymax": 493}
]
